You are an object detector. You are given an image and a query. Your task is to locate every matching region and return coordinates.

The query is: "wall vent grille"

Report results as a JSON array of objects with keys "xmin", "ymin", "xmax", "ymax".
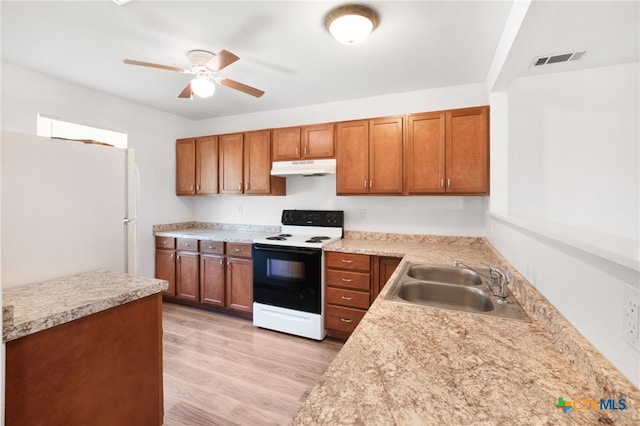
[{"xmin": 532, "ymin": 51, "xmax": 586, "ymax": 67}]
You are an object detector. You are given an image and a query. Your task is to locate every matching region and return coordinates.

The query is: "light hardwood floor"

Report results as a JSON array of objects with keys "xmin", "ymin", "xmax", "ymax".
[{"xmin": 162, "ymin": 302, "xmax": 343, "ymax": 426}]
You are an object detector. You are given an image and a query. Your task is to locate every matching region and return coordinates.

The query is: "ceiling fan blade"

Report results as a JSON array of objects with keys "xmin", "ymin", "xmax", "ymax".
[
  {"xmin": 123, "ymin": 59, "xmax": 188, "ymax": 73},
  {"xmin": 178, "ymin": 82, "xmax": 192, "ymax": 99},
  {"xmin": 219, "ymin": 78, "xmax": 265, "ymax": 98},
  {"xmin": 206, "ymin": 49, "xmax": 240, "ymax": 72}
]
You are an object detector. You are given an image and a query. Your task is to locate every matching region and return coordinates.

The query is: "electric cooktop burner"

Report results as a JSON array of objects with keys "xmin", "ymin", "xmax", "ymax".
[{"xmin": 266, "ymin": 236, "xmax": 286, "ymax": 241}]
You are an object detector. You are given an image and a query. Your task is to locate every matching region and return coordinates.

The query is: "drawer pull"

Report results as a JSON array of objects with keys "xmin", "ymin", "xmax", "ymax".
[
  {"xmin": 340, "ymin": 318, "xmax": 353, "ymax": 323},
  {"xmin": 184, "ymin": 243, "xmax": 191, "ymax": 247},
  {"xmin": 234, "ymin": 248, "xmax": 244, "ymax": 252},
  {"xmin": 341, "ymin": 259, "xmax": 354, "ymax": 264},
  {"xmin": 162, "ymin": 241, "xmax": 167, "ymax": 245},
  {"xmin": 341, "ymin": 278, "xmax": 353, "ymax": 282},
  {"xmin": 208, "ymin": 245, "xmax": 215, "ymax": 249},
  {"xmin": 341, "ymin": 296, "xmax": 353, "ymax": 301}
]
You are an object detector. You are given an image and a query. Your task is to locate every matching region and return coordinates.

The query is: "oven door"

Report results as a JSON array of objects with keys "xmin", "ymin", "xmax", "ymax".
[{"xmin": 253, "ymin": 243, "xmax": 322, "ymax": 314}]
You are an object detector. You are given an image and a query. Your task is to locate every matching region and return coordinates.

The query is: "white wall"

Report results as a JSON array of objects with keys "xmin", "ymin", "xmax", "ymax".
[
  {"xmin": 1, "ymin": 62, "xmax": 194, "ymax": 278},
  {"xmin": 488, "ymin": 62, "xmax": 640, "ymax": 387},
  {"xmin": 192, "ymin": 83, "xmax": 491, "ymax": 236}
]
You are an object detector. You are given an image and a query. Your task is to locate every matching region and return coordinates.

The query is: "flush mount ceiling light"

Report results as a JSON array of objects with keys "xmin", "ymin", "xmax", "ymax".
[{"xmin": 324, "ymin": 4, "xmax": 379, "ymax": 45}]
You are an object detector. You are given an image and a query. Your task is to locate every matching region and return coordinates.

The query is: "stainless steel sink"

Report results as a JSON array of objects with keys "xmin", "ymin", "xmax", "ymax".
[
  {"xmin": 406, "ymin": 265, "xmax": 483, "ymax": 285},
  {"xmin": 385, "ymin": 263, "xmax": 530, "ymax": 322},
  {"xmin": 397, "ymin": 281, "xmax": 494, "ymax": 312}
]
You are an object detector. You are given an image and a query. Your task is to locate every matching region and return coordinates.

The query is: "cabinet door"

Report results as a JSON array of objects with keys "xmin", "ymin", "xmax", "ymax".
[
  {"xmin": 244, "ymin": 130, "xmax": 272, "ymax": 194},
  {"xmin": 196, "ymin": 136, "xmax": 218, "ymax": 195},
  {"xmin": 302, "ymin": 123, "xmax": 334, "ymax": 159},
  {"xmin": 226, "ymin": 257, "xmax": 253, "ymax": 314},
  {"xmin": 219, "ymin": 133, "xmax": 244, "ymax": 194},
  {"xmin": 369, "ymin": 116, "xmax": 404, "ymax": 194},
  {"xmin": 336, "ymin": 120, "xmax": 369, "ymax": 194},
  {"xmin": 176, "ymin": 138, "xmax": 196, "ymax": 195},
  {"xmin": 200, "ymin": 254, "xmax": 225, "ymax": 307},
  {"xmin": 176, "ymin": 251, "xmax": 199, "ymax": 302},
  {"xmin": 406, "ymin": 112, "xmax": 446, "ymax": 194},
  {"xmin": 446, "ymin": 107, "xmax": 489, "ymax": 194},
  {"xmin": 373, "ymin": 257, "xmax": 401, "ymax": 302},
  {"xmin": 155, "ymin": 249, "xmax": 175, "ymax": 297},
  {"xmin": 272, "ymin": 127, "xmax": 301, "ymax": 160}
]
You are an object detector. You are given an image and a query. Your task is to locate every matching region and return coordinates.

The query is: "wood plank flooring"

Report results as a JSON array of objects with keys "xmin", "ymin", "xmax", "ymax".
[{"xmin": 162, "ymin": 303, "xmax": 343, "ymax": 426}]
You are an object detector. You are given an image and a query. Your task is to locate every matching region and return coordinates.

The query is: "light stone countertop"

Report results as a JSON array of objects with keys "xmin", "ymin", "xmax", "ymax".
[
  {"xmin": 153, "ymin": 221, "xmax": 279, "ymax": 243},
  {"xmin": 292, "ymin": 233, "xmax": 640, "ymax": 425},
  {"xmin": 2, "ymin": 270, "xmax": 168, "ymax": 342}
]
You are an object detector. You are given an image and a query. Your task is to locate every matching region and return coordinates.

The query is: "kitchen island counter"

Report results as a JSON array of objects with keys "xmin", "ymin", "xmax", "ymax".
[
  {"xmin": 3, "ymin": 270, "xmax": 167, "ymax": 342},
  {"xmin": 293, "ymin": 234, "xmax": 640, "ymax": 425}
]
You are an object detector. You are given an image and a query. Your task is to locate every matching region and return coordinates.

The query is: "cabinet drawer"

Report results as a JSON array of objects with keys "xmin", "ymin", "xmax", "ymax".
[
  {"xmin": 326, "ymin": 269, "xmax": 370, "ymax": 291},
  {"xmin": 176, "ymin": 238, "xmax": 199, "ymax": 252},
  {"xmin": 326, "ymin": 287, "xmax": 370, "ymax": 310},
  {"xmin": 155, "ymin": 236, "xmax": 175, "ymax": 249},
  {"xmin": 325, "ymin": 252, "xmax": 370, "ymax": 272},
  {"xmin": 199, "ymin": 240, "xmax": 224, "ymax": 254},
  {"xmin": 325, "ymin": 305, "xmax": 366, "ymax": 333},
  {"xmin": 227, "ymin": 243, "xmax": 252, "ymax": 258}
]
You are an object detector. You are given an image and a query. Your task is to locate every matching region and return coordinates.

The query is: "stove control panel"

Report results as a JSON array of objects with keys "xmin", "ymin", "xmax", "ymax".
[{"xmin": 281, "ymin": 210, "xmax": 344, "ymax": 227}]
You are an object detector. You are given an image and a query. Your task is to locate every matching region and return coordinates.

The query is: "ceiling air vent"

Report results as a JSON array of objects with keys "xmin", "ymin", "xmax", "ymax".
[{"xmin": 532, "ymin": 51, "xmax": 586, "ymax": 67}]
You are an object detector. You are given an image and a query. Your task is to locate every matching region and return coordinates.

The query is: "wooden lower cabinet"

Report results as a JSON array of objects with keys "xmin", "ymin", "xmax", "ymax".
[
  {"xmin": 5, "ymin": 294, "xmax": 164, "ymax": 425},
  {"xmin": 176, "ymin": 238, "xmax": 199, "ymax": 302},
  {"xmin": 325, "ymin": 252, "xmax": 402, "ymax": 339},
  {"xmin": 226, "ymin": 256, "xmax": 253, "ymax": 313},
  {"xmin": 157, "ymin": 237, "xmax": 253, "ymax": 318},
  {"xmin": 155, "ymin": 237, "xmax": 176, "ymax": 297}
]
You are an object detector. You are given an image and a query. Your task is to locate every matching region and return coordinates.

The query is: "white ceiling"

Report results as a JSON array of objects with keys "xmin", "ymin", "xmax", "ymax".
[{"xmin": 1, "ymin": 1, "xmax": 638, "ymax": 121}]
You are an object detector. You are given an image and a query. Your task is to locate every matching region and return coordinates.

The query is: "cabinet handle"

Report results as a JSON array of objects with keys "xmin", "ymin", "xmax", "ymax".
[
  {"xmin": 219, "ymin": 259, "xmax": 224, "ymax": 268},
  {"xmin": 196, "ymin": 184, "xmax": 200, "ymax": 192},
  {"xmin": 447, "ymin": 179, "xmax": 451, "ymax": 189},
  {"xmin": 170, "ymin": 253, "xmax": 174, "ymax": 260},
  {"xmin": 234, "ymin": 248, "xmax": 244, "ymax": 252},
  {"xmin": 162, "ymin": 241, "xmax": 167, "ymax": 245},
  {"xmin": 184, "ymin": 243, "xmax": 191, "ymax": 247},
  {"xmin": 296, "ymin": 147, "xmax": 299, "ymax": 156},
  {"xmin": 227, "ymin": 261, "xmax": 232, "ymax": 270},
  {"xmin": 341, "ymin": 296, "xmax": 353, "ymax": 301},
  {"xmin": 245, "ymin": 182, "xmax": 249, "ymax": 191},
  {"xmin": 341, "ymin": 259, "xmax": 354, "ymax": 264},
  {"xmin": 238, "ymin": 183, "xmax": 242, "ymax": 191},
  {"xmin": 440, "ymin": 179, "xmax": 444, "ymax": 189},
  {"xmin": 304, "ymin": 146, "xmax": 308, "ymax": 155},
  {"xmin": 369, "ymin": 180, "xmax": 372, "ymax": 189},
  {"xmin": 341, "ymin": 278, "xmax": 353, "ymax": 282},
  {"xmin": 340, "ymin": 318, "xmax": 353, "ymax": 323},
  {"xmin": 363, "ymin": 180, "xmax": 367, "ymax": 189},
  {"xmin": 208, "ymin": 245, "xmax": 214, "ymax": 249},
  {"xmin": 190, "ymin": 184, "xmax": 194, "ymax": 191}
]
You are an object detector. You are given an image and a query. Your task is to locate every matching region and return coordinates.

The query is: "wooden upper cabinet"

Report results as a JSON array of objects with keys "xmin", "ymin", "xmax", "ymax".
[
  {"xmin": 244, "ymin": 130, "xmax": 272, "ymax": 194},
  {"xmin": 176, "ymin": 138, "xmax": 196, "ymax": 195},
  {"xmin": 219, "ymin": 133, "xmax": 244, "ymax": 194},
  {"xmin": 369, "ymin": 117, "xmax": 403, "ymax": 194},
  {"xmin": 302, "ymin": 123, "xmax": 335, "ymax": 159},
  {"xmin": 272, "ymin": 123, "xmax": 335, "ymax": 161},
  {"xmin": 446, "ymin": 106, "xmax": 489, "ymax": 194},
  {"xmin": 272, "ymin": 127, "xmax": 301, "ymax": 161},
  {"xmin": 405, "ymin": 112, "xmax": 446, "ymax": 194},
  {"xmin": 336, "ymin": 117, "xmax": 403, "ymax": 195},
  {"xmin": 336, "ymin": 120, "xmax": 370, "ymax": 194},
  {"xmin": 195, "ymin": 136, "xmax": 218, "ymax": 195},
  {"xmin": 405, "ymin": 106, "xmax": 488, "ymax": 195}
]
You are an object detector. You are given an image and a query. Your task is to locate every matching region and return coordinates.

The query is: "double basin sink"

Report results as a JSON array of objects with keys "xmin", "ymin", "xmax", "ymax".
[{"xmin": 385, "ymin": 263, "xmax": 530, "ymax": 322}]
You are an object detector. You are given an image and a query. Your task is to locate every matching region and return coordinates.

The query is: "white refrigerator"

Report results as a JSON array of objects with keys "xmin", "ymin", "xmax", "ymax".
[{"xmin": 1, "ymin": 130, "xmax": 138, "ymax": 288}]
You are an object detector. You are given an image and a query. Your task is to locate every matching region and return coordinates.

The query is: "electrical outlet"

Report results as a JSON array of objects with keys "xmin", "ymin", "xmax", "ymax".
[
  {"xmin": 236, "ymin": 205, "xmax": 243, "ymax": 216},
  {"xmin": 359, "ymin": 209, "xmax": 366, "ymax": 222},
  {"xmin": 623, "ymin": 285, "xmax": 640, "ymax": 350}
]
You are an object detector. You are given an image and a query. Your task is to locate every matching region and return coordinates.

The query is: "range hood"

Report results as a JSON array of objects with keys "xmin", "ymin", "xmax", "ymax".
[{"xmin": 270, "ymin": 159, "xmax": 336, "ymax": 176}]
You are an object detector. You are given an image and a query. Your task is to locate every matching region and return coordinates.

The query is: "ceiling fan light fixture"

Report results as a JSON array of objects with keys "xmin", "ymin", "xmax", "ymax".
[
  {"xmin": 191, "ymin": 76, "xmax": 215, "ymax": 98},
  {"xmin": 325, "ymin": 4, "xmax": 379, "ymax": 45}
]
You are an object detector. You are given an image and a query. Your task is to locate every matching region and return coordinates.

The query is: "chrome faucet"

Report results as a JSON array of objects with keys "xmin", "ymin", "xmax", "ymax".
[{"xmin": 453, "ymin": 260, "xmax": 510, "ymax": 303}]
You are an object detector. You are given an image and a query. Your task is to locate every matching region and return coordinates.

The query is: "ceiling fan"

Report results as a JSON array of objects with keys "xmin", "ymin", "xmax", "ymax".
[{"xmin": 123, "ymin": 49, "xmax": 265, "ymax": 99}]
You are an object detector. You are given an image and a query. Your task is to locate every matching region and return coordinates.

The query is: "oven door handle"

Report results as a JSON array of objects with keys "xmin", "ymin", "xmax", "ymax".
[{"xmin": 253, "ymin": 243, "xmax": 321, "ymax": 256}]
